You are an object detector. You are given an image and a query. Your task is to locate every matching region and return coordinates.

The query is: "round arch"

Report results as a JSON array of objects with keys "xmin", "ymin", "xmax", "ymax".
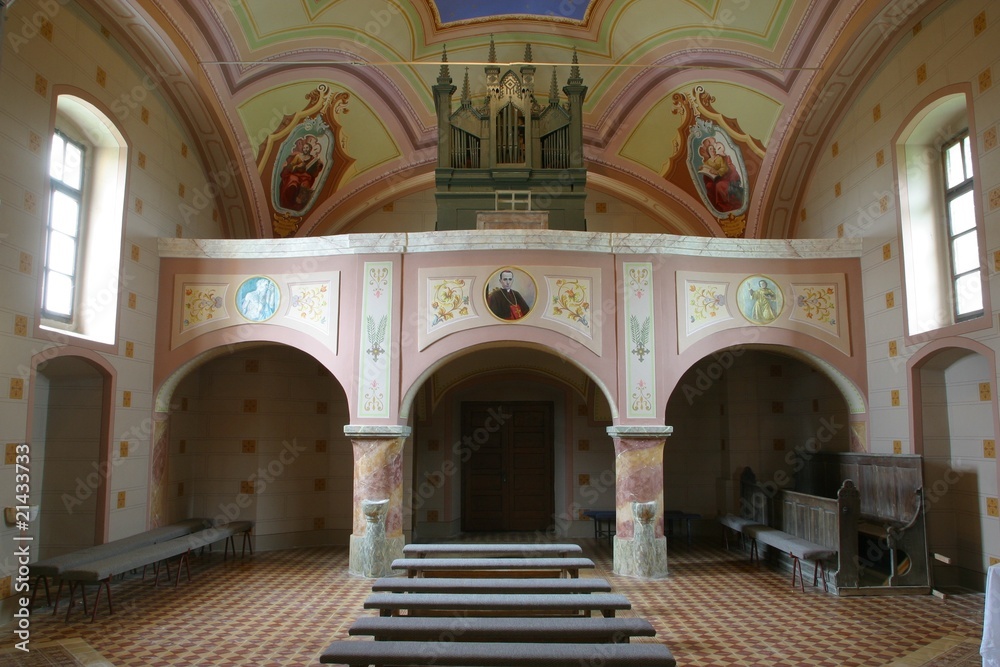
[
  {"xmin": 398, "ymin": 340, "xmax": 619, "ymax": 422},
  {"xmin": 666, "ymin": 343, "xmax": 868, "ymax": 415},
  {"xmin": 905, "ymin": 336, "xmax": 1000, "ymax": 457},
  {"xmin": 153, "ymin": 325, "xmax": 352, "ymax": 414}
]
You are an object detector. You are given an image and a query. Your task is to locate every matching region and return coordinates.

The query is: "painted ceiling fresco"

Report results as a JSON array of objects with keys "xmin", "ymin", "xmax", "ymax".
[
  {"xmin": 92, "ymin": 0, "xmax": 939, "ymax": 239},
  {"xmin": 428, "ymin": 0, "xmax": 594, "ymax": 24}
]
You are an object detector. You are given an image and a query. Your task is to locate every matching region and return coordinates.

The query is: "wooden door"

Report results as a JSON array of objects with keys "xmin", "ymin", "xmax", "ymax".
[{"xmin": 461, "ymin": 402, "xmax": 554, "ymax": 532}]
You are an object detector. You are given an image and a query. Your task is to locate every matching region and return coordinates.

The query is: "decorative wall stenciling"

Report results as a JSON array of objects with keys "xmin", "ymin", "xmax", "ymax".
[
  {"xmin": 180, "ymin": 283, "xmax": 228, "ymax": 333},
  {"xmin": 287, "ymin": 279, "xmax": 338, "ymax": 335},
  {"xmin": 685, "ymin": 280, "xmax": 732, "ymax": 335},
  {"xmin": 789, "ymin": 284, "xmax": 839, "ymax": 334},
  {"xmin": 736, "ymin": 275, "xmax": 783, "ymax": 325},
  {"xmin": 358, "ymin": 262, "xmax": 393, "ymax": 419},
  {"xmin": 542, "ymin": 277, "xmax": 593, "ymax": 338},
  {"xmin": 172, "ymin": 272, "xmax": 340, "ymax": 351},
  {"xmin": 417, "ymin": 266, "xmax": 603, "ymax": 355},
  {"xmin": 676, "ymin": 271, "xmax": 851, "ymax": 355},
  {"xmin": 624, "ymin": 262, "xmax": 656, "ymax": 419},
  {"xmin": 428, "ymin": 277, "xmax": 477, "ymax": 331}
]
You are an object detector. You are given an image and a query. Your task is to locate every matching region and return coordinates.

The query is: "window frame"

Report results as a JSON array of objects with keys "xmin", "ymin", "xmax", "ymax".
[
  {"xmin": 42, "ymin": 129, "xmax": 88, "ymax": 323},
  {"xmin": 35, "ymin": 88, "xmax": 130, "ymax": 354},
  {"xmin": 894, "ymin": 84, "xmax": 990, "ymax": 346},
  {"xmin": 941, "ymin": 131, "xmax": 980, "ymax": 322}
]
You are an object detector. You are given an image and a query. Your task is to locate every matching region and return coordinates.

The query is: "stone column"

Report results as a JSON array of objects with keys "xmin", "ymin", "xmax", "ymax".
[
  {"xmin": 607, "ymin": 425, "xmax": 673, "ymax": 578},
  {"xmin": 149, "ymin": 412, "xmax": 170, "ymax": 529},
  {"xmin": 345, "ymin": 425, "xmax": 410, "ymax": 577}
]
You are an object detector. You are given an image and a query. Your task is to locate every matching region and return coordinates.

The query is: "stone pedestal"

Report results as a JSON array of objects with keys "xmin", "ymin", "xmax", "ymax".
[
  {"xmin": 607, "ymin": 425, "xmax": 672, "ymax": 578},
  {"xmin": 346, "ymin": 425, "xmax": 410, "ymax": 577}
]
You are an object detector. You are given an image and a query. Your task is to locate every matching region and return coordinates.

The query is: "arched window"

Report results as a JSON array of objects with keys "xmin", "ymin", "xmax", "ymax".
[
  {"xmin": 894, "ymin": 85, "xmax": 988, "ymax": 341},
  {"xmin": 38, "ymin": 92, "xmax": 128, "ymax": 349}
]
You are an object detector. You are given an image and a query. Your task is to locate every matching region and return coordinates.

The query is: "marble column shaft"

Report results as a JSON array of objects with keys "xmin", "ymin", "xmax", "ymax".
[
  {"xmin": 610, "ymin": 432, "xmax": 668, "ymax": 578},
  {"xmin": 348, "ymin": 432, "xmax": 406, "ymax": 576}
]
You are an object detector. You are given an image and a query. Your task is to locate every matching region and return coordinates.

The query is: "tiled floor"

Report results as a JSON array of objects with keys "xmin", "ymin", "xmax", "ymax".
[{"xmin": 0, "ymin": 537, "xmax": 987, "ymax": 667}]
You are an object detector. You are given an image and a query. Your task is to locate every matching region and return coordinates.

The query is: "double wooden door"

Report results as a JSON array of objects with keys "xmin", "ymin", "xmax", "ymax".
[{"xmin": 461, "ymin": 402, "xmax": 554, "ymax": 532}]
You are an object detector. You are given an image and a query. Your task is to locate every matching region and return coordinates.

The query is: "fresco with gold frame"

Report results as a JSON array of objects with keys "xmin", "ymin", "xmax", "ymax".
[
  {"xmin": 662, "ymin": 86, "xmax": 765, "ymax": 238},
  {"xmin": 256, "ymin": 84, "xmax": 355, "ymax": 238}
]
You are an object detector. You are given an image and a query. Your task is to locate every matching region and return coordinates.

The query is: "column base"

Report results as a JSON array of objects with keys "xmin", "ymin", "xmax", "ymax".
[
  {"xmin": 349, "ymin": 533, "xmax": 404, "ymax": 578},
  {"xmin": 613, "ymin": 534, "xmax": 668, "ymax": 579}
]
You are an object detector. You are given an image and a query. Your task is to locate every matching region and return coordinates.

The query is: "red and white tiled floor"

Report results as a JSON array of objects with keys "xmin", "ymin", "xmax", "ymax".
[{"xmin": 0, "ymin": 538, "xmax": 987, "ymax": 667}]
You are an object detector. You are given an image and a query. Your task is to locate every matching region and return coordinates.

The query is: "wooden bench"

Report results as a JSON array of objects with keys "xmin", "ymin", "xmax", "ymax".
[
  {"xmin": 717, "ymin": 513, "xmax": 762, "ymax": 550},
  {"xmin": 29, "ymin": 518, "xmax": 210, "ymax": 611},
  {"xmin": 348, "ymin": 616, "xmax": 656, "ymax": 643},
  {"xmin": 371, "ymin": 576, "xmax": 612, "ymax": 594},
  {"xmin": 364, "ymin": 592, "xmax": 631, "ymax": 617},
  {"xmin": 391, "ymin": 557, "xmax": 595, "ymax": 579},
  {"xmin": 60, "ymin": 521, "xmax": 253, "ymax": 621},
  {"xmin": 744, "ymin": 525, "xmax": 835, "ymax": 592},
  {"xmin": 319, "ymin": 640, "xmax": 676, "ymax": 666},
  {"xmin": 402, "ymin": 543, "xmax": 583, "ymax": 558}
]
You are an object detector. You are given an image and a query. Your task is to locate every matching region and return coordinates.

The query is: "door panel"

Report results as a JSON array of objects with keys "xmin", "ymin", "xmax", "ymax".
[{"xmin": 461, "ymin": 402, "xmax": 553, "ymax": 532}]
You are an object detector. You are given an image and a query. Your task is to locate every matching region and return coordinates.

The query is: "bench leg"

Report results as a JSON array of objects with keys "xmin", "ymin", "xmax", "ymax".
[
  {"xmin": 175, "ymin": 549, "xmax": 192, "ymax": 587},
  {"xmin": 30, "ymin": 575, "xmax": 50, "ymax": 609},
  {"xmin": 749, "ymin": 538, "xmax": 759, "ymax": 565},
  {"xmin": 89, "ymin": 578, "xmax": 112, "ymax": 622},
  {"xmin": 790, "ymin": 556, "xmax": 804, "ymax": 592},
  {"xmin": 224, "ymin": 534, "xmax": 236, "ymax": 561},
  {"xmin": 242, "ymin": 529, "xmax": 253, "ymax": 558},
  {"xmin": 52, "ymin": 579, "xmax": 64, "ymax": 616},
  {"xmin": 813, "ymin": 559, "xmax": 828, "ymax": 592},
  {"xmin": 64, "ymin": 581, "xmax": 90, "ymax": 621}
]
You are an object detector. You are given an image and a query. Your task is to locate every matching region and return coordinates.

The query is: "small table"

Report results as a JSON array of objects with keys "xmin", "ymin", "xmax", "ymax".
[
  {"xmin": 583, "ymin": 510, "xmax": 616, "ymax": 544},
  {"xmin": 664, "ymin": 510, "xmax": 701, "ymax": 544}
]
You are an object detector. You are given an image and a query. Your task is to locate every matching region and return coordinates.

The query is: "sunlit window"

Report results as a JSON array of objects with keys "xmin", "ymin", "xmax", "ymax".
[
  {"xmin": 44, "ymin": 131, "xmax": 85, "ymax": 320},
  {"xmin": 943, "ymin": 132, "xmax": 980, "ymax": 320}
]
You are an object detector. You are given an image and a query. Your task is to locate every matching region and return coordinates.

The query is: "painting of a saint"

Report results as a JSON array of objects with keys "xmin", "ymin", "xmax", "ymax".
[
  {"xmin": 737, "ymin": 276, "xmax": 782, "ymax": 325},
  {"xmin": 698, "ymin": 136, "xmax": 743, "ymax": 214},
  {"xmin": 279, "ymin": 134, "xmax": 325, "ymax": 211},
  {"xmin": 271, "ymin": 118, "xmax": 334, "ymax": 216},
  {"xmin": 236, "ymin": 276, "xmax": 280, "ymax": 322},
  {"xmin": 687, "ymin": 120, "xmax": 749, "ymax": 219}
]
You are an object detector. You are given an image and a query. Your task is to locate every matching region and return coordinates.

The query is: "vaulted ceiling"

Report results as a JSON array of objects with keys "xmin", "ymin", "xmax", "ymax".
[{"xmin": 84, "ymin": 0, "xmax": 942, "ymax": 239}]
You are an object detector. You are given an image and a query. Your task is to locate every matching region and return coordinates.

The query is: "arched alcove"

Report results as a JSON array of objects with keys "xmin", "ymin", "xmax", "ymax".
[
  {"xmin": 161, "ymin": 343, "xmax": 354, "ymax": 550},
  {"xmin": 665, "ymin": 346, "xmax": 853, "ymax": 531},
  {"xmin": 29, "ymin": 351, "xmax": 114, "ymax": 556},
  {"xmin": 407, "ymin": 345, "xmax": 614, "ymax": 542},
  {"xmin": 909, "ymin": 342, "xmax": 998, "ymax": 590}
]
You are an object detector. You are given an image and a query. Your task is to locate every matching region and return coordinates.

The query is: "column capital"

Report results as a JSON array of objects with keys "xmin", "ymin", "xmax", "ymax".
[
  {"xmin": 344, "ymin": 424, "xmax": 412, "ymax": 439},
  {"xmin": 606, "ymin": 425, "xmax": 673, "ymax": 439}
]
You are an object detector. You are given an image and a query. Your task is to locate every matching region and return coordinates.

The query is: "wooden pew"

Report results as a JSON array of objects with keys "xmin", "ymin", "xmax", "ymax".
[
  {"xmin": 364, "ymin": 591, "xmax": 631, "ymax": 617},
  {"xmin": 319, "ymin": 640, "xmax": 676, "ymax": 666},
  {"xmin": 391, "ymin": 556, "xmax": 595, "ymax": 579},
  {"xmin": 371, "ymin": 576, "xmax": 612, "ymax": 594},
  {"xmin": 348, "ymin": 615, "xmax": 656, "ymax": 643}
]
